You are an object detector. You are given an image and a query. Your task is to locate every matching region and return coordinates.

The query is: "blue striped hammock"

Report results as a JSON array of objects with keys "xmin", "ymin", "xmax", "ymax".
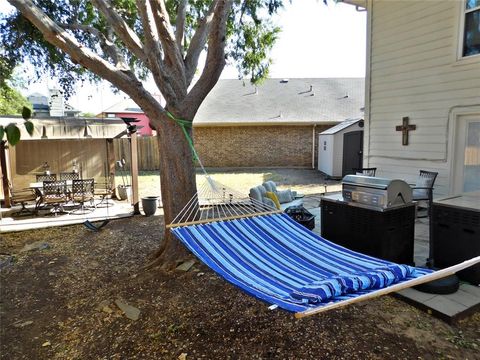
[{"xmin": 171, "ymin": 213, "xmax": 477, "ymax": 318}]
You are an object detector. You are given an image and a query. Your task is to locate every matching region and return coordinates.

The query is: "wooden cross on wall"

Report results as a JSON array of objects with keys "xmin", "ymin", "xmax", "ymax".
[{"xmin": 396, "ymin": 116, "xmax": 416, "ymax": 146}]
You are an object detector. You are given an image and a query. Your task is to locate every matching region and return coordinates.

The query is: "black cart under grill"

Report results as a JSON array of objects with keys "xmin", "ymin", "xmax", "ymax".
[{"xmin": 321, "ymin": 175, "xmax": 415, "ymax": 265}]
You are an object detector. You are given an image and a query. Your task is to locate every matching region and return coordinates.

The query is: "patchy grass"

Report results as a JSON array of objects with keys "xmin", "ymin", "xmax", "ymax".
[{"xmin": 116, "ymin": 168, "xmax": 339, "ymax": 199}]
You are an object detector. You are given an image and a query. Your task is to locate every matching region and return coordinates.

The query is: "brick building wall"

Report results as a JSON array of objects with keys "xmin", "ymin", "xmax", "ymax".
[{"xmin": 194, "ymin": 124, "xmax": 331, "ymax": 168}]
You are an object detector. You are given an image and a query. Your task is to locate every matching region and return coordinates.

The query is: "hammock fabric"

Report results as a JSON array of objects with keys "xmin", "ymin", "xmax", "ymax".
[{"xmin": 171, "ymin": 213, "xmax": 433, "ymax": 313}]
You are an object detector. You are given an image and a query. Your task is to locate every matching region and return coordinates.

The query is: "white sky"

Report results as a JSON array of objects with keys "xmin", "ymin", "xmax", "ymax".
[{"xmin": 0, "ymin": 0, "xmax": 366, "ymax": 114}]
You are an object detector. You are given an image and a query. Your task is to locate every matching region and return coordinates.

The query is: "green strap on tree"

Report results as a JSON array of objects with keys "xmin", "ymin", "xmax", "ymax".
[
  {"xmin": 165, "ymin": 110, "xmax": 212, "ymax": 181},
  {"xmin": 165, "ymin": 111, "xmax": 199, "ymax": 162}
]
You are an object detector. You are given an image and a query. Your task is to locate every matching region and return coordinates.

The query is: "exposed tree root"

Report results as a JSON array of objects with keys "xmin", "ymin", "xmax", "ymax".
[{"xmin": 143, "ymin": 234, "xmax": 190, "ymax": 271}]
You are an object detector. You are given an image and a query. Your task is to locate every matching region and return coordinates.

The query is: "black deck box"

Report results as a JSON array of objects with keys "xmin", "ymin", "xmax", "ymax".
[
  {"xmin": 431, "ymin": 198, "xmax": 480, "ymax": 285},
  {"xmin": 321, "ymin": 196, "xmax": 415, "ymax": 265}
]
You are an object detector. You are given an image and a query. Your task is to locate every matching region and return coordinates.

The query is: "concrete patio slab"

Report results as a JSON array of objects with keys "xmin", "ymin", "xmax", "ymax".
[
  {"xmin": 394, "ymin": 287, "xmax": 436, "ymax": 303},
  {"xmin": 397, "ymin": 284, "xmax": 480, "ymax": 324},
  {"xmin": 0, "ymin": 200, "xmax": 135, "ymax": 233},
  {"xmin": 459, "ymin": 283, "xmax": 480, "ymax": 298}
]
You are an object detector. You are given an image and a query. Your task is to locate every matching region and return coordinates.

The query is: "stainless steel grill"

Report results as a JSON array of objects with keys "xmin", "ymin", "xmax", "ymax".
[{"xmin": 341, "ymin": 175, "xmax": 413, "ymax": 210}]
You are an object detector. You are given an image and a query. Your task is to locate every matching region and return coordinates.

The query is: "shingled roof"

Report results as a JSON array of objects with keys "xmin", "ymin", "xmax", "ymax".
[{"xmin": 194, "ymin": 78, "xmax": 364, "ymax": 126}]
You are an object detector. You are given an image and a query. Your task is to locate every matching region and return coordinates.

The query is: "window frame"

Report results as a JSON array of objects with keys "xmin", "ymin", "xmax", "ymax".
[{"xmin": 458, "ymin": 0, "xmax": 480, "ymax": 59}]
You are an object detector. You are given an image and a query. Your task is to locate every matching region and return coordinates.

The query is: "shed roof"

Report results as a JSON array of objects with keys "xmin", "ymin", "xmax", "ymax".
[
  {"xmin": 194, "ymin": 78, "xmax": 364, "ymax": 126},
  {"xmin": 320, "ymin": 118, "xmax": 363, "ymax": 135},
  {"xmin": 0, "ymin": 116, "xmax": 126, "ymax": 140}
]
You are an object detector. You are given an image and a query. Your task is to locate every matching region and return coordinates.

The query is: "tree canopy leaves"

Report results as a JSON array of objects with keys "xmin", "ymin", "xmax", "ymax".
[
  {"xmin": 0, "ymin": 85, "xmax": 31, "ymax": 116},
  {"xmin": 1, "ymin": 0, "xmax": 283, "ymax": 97},
  {"xmin": 0, "ymin": 58, "xmax": 33, "ymax": 145},
  {"xmin": 0, "ymin": 56, "xmax": 32, "ymax": 116},
  {"xmin": 0, "ymin": 102, "xmax": 33, "ymax": 145}
]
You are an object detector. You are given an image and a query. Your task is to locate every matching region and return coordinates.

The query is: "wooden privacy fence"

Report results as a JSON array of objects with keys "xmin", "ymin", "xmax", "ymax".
[{"xmin": 114, "ymin": 136, "xmax": 160, "ymax": 171}]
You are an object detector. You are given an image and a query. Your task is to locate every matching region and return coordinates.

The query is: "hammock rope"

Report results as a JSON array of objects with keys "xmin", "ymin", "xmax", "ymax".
[
  {"xmin": 160, "ymin": 113, "xmax": 280, "ymax": 225},
  {"xmin": 164, "ymin": 110, "xmax": 264, "ymax": 227},
  {"xmin": 168, "ymin": 176, "xmax": 280, "ymax": 228}
]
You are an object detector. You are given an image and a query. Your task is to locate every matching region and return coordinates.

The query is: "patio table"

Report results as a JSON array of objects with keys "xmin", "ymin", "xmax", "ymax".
[{"xmin": 29, "ymin": 180, "xmax": 73, "ymax": 189}]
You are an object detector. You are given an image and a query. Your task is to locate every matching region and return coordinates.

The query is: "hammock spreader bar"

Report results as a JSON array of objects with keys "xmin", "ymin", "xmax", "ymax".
[{"xmin": 171, "ymin": 213, "xmax": 480, "ymax": 317}]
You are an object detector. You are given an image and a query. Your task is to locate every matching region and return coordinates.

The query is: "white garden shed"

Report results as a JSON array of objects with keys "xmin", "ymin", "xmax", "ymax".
[{"xmin": 318, "ymin": 118, "xmax": 364, "ymax": 178}]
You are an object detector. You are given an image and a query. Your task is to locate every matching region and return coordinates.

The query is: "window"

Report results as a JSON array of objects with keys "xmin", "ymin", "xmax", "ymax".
[{"xmin": 462, "ymin": 0, "xmax": 480, "ymax": 57}]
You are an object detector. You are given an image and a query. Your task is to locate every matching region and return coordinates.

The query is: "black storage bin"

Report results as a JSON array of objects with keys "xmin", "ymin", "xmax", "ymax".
[
  {"xmin": 285, "ymin": 206, "xmax": 315, "ymax": 230},
  {"xmin": 321, "ymin": 198, "xmax": 415, "ymax": 265},
  {"xmin": 431, "ymin": 204, "xmax": 480, "ymax": 285}
]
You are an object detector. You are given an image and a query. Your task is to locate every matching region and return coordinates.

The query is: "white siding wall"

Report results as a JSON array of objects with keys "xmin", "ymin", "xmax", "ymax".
[{"xmin": 365, "ymin": 0, "xmax": 480, "ymax": 195}]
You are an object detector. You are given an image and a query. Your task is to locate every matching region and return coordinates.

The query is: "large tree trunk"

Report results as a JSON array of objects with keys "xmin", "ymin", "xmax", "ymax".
[{"xmin": 151, "ymin": 110, "xmax": 198, "ymax": 266}]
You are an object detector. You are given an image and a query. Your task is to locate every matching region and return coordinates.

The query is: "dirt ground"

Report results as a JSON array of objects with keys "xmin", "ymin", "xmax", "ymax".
[{"xmin": 1, "ymin": 214, "xmax": 479, "ymax": 360}]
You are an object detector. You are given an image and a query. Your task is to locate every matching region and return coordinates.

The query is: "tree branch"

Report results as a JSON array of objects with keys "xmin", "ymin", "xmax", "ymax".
[
  {"xmin": 183, "ymin": 0, "xmax": 217, "ymax": 86},
  {"xmin": 90, "ymin": 0, "xmax": 147, "ymax": 63},
  {"xmin": 59, "ymin": 23, "xmax": 128, "ymax": 70},
  {"xmin": 238, "ymin": 0, "xmax": 248, "ymax": 25},
  {"xmin": 149, "ymin": 0, "xmax": 186, "ymax": 96},
  {"xmin": 175, "ymin": 0, "xmax": 187, "ymax": 56},
  {"xmin": 135, "ymin": 0, "xmax": 179, "ymax": 104},
  {"xmin": 181, "ymin": 0, "xmax": 233, "ymax": 119},
  {"xmin": 7, "ymin": 0, "xmax": 162, "ymax": 117}
]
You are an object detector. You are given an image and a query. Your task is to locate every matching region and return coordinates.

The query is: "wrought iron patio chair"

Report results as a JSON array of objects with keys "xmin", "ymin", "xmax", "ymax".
[
  {"xmin": 353, "ymin": 167, "xmax": 377, "ymax": 177},
  {"xmin": 9, "ymin": 181, "xmax": 38, "ymax": 217},
  {"xmin": 42, "ymin": 180, "xmax": 68, "ymax": 216},
  {"xmin": 71, "ymin": 179, "xmax": 95, "ymax": 213},
  {"xmin": 410, "ymin": 170, "xmax": 438, "ymax": 218},
  {"xmin": 36, "ymin": 174, "xmax": 57, "ymax": 182}
]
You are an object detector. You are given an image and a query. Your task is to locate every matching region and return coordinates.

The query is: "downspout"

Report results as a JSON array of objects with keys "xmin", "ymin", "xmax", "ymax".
[
  {"xmin": 365, "ymin": 0, "xmax": 373, "ymax": 167},
  {"xmin": 312, "ymin": 124, "xmax": 317, "ymax": 169}
]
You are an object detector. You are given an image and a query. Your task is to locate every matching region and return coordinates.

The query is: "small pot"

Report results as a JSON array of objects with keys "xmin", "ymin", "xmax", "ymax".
[
  {"xmin": 117, "ymin": 185, "xmax": 132, "ymax": 201},
  {"xmin": 141, "ymin": 196, "xmax": 159, "ymax": 216}
]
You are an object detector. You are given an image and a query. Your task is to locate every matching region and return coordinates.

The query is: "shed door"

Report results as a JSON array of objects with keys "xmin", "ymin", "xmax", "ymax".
[{"xmin": 342, "ymin": 131, "xmax": 363, "ymax": 176}]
